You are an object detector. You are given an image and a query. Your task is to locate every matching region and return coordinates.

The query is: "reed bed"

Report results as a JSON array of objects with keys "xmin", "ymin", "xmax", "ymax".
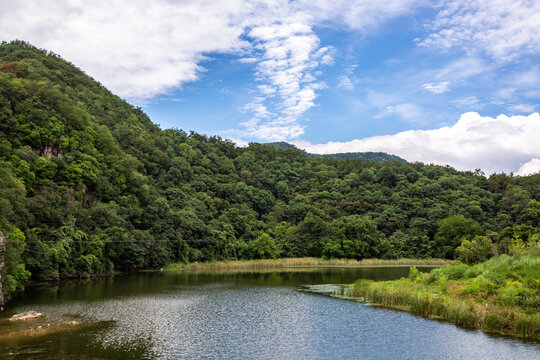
[{"xmin": 165, "ymin": 257, "xmax": 455, "ymax": 272}]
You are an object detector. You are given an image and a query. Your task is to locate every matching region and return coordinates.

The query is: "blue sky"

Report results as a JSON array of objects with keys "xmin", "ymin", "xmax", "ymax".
[
  {"xmin": 2, "ymin": 1, "xmax": 540, "ymax": 174},
  {"xmin": 145, "ymin": 11, "xmax": 539, "ymax": 144}
]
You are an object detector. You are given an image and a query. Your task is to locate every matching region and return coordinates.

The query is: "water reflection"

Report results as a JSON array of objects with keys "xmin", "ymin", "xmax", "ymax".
[{"xmin": 1, "ymin": 267, "xmax": 539, "ymax": 359}]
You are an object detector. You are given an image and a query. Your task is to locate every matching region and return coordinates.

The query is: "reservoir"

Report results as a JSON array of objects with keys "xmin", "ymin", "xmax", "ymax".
[{"xmin": 1, "ymin": 267, "xmax": 539, "ymax": 359}]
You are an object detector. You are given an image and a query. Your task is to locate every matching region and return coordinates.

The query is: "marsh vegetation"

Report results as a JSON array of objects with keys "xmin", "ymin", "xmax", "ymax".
[{"xmin": 352, "ymin": 255, "xmax": 540, "ymax": 339}]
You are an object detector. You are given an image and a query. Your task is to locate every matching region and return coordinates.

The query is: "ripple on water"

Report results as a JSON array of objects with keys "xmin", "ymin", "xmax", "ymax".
[{"xmin": 1, "ymin": 269, "xmax": 539, "ymax": 359}]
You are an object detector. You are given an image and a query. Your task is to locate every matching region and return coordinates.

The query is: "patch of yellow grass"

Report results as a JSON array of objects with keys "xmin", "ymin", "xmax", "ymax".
[{"xmin": 165, "ymin": 257, "xmax": 455, "ymax": 272}]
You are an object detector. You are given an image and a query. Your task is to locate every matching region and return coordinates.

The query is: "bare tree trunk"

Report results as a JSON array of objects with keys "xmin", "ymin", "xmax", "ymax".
[{"xmin": 0, "ymin": 231, "xmax": 5, "ymax": 311}]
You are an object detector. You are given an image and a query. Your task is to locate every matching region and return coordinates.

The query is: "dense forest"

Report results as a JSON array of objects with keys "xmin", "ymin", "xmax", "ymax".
[
  {"xmin": 266, "ymin": 142, "xmax": 406, "ymax": 162},
  {"xmin": 0, "ymin": 41, "xmax": 539, "ymax": 301}
]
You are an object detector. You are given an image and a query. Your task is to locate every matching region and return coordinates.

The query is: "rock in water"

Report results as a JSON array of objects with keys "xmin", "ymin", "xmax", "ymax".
[{"xmin": 9, "ymin": 311, "xmax": 43, "ymax": 321}]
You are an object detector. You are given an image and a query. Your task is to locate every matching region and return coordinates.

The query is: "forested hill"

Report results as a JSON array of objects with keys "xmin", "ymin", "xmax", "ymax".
[
  {"xmin": 264, "ymin": 142, "xmax": 406, "ymax": 163},
  {"xmin": 1, "ymin": 41, "xmax": 539, "ymax": 301}
]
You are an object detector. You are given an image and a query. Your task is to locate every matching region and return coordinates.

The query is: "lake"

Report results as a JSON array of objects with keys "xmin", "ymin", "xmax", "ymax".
[{"xmin": 1, "ymin": 267, "xmax": 539, "ymax": 359}]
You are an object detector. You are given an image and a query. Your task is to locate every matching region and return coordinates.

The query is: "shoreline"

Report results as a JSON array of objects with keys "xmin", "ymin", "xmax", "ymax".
[
  {"xmin": 347, "ymin": 257, "xmax": 540, "ymax": 340},
  {"xmin": 165, "ymin": 258, "xmax": 455, "ymax": 272},
  {"xmin": 350, "ymin": 282, "xmax": 540, "ymax": 340}
]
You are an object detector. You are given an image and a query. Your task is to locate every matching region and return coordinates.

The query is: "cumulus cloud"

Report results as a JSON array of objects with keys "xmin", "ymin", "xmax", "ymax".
[
  {"xmin": 0, "ymin": 0, "xmax": 423, "ymax": 140},
  {"xmin": 0, "ymin": 0, "xmax": 249, "ymax": 100},
  {"xmin": 517, "ymin": 159, "xmax": 540, "ymax": 176},
  {"xmin": 8, "ymin": 1, "xmax": 537, "ymax": 146},
  {"xmin": 294, "ymin": 112, "xmax": 540, "ymax": 174},
  {"xmin": 419, "ymin": 0, "xmax": 540, "ymax": 60}
]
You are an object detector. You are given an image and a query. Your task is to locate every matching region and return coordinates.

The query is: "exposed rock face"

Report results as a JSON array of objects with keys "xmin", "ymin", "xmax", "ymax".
[
  {"xmin": 35, "ymin": 146, "xmax": 63, "ymax": 158},
  {"xmin": 0, "ymin": 231, "xmax": 4, "ymax": 310}
]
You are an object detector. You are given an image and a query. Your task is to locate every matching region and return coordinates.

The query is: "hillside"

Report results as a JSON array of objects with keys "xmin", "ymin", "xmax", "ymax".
[
  {"xmin": 264, "ymin": 142, "xmax": 406, "ymax": 163},
  {"xmin": 0, "ymin": 40, "xmax": 539, "ymax": 302}
]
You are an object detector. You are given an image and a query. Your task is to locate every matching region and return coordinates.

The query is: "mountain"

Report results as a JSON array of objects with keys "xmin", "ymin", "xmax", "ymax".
[
  {"xmin": 0, "ymin": 40, "xmax": 538, "ymax": 303},
  {"xmin": 264, "ymin": 142, "xmax": 406, "ymax": 163}
]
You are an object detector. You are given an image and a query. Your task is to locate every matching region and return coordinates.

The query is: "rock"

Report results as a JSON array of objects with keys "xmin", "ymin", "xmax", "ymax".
[
  {"xmin": 0, "ymin": 231, "xmax": 5, "ymax": 310},
  {"xmin": 9, "ymin": 311, "xmax": 43, "ymax": 321}
]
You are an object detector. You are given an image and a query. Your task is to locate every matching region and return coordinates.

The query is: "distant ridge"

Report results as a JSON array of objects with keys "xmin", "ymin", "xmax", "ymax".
[{"xmin": 264, "ymin": 142, "xmax": 407, "ymax": 163}]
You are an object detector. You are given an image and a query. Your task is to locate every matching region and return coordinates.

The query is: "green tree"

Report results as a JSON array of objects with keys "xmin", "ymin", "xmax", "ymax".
[
  {"xmin": 456, "ymin": 236, "xmax": 493, "ymax": 264},
  {"xmin": 249, "ymin": 233, "xmax": 281, "ymax": 259},
  {"xmin": 2, "ymin": 228, "xmax": 31, "ymax": 299},
  {"xmin": 434, "ymin": 215, "xmax": 483, "ymax": 259}
]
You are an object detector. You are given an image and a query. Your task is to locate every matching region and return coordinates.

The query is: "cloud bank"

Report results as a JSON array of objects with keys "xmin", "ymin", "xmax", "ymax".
[
  {"xmin": 294, "ymin": 112, "xmax": 540, "ymax": 175},
  {"xmin": 0, "ymin": 0, "xmax": 422, "ymax": 141},
  {"xmin": 0, "ymin": 0, "xmax": 250, "ymax": 100},
  {"xmin": 1, "ymin": 1, "xmax": 539, "ymax": 149}
]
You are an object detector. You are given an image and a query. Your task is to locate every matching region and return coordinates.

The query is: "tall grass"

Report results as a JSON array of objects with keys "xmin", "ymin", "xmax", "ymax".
[
  {"xmin": 165, "ymin": 257, "xmax": 455, "ymax": 272},
  {"xmin": 352, "ymin": 255, "xmax": 540, "ymax": 339}
]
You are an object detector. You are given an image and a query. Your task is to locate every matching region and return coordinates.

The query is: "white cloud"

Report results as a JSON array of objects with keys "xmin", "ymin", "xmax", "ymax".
[
  {"xmin": 511, "ymin": 67, "xmax": 540, "ymax": 87},
  {"xmin": 377, "ymin": 103, "xmax": 424, "ymax": 123},
  {"xmin": 435, "ymin": 56, "xmax": 491, "ymax": 81},
  {"xmin": 238, "ymin": 57, "xmax": 258, "ymax": 64},
  {"xmin": 422, "ymin": 81, "xmax": 450, "ymax": 94},
  {"xmin": 508, "ymin": 104, "xmax": 536, "ymax": 113},
  {"xmin": 295, "ymin": 0, "xmax": 423, "ymax": 30},
  {"xmin": 294, "ymin": 112, "xmax": 540, "ymax": 174},
  {"xmin": 367, "ymin": 91, "xmax": 400, "ymax": 108},
  {"xmin": 234, "ymin": 1, "xmax": 421, "ymax": 140},
  {"xmin": 517, "ymin": 158, "xmax": 540, "ymax": 176},
  {"xmin": 453, "ymin": 96, "xmax": 480, "ymax": 107},
  {"xmin": 337, "ymin": 64, "xmax": 358, "ymax": 90},
  {"xmin": 0, "ymin": 0, "xmax": 423, "ymax": 140},
  {"xmin": 419, "ymin": 0, "xmax": 540, "ymax": 60},
  {"xmin": 338, "ymin": 76, "xmax": 354, "ymax": 90},
  {"xmin": 0, "ymin": 0, "xmax": 250, "ymax": 100}
]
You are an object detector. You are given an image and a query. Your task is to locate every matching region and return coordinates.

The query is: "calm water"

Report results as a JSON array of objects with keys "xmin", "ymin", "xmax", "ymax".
[{"xmin": 1, "ymin": 267, "xmax": 539, "ymax": 359}]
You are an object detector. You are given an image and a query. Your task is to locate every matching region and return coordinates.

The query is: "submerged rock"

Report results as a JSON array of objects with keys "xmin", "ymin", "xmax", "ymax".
[{"xmin": 9, "ymin": 311, "xmax": 43, "ymax": 321}]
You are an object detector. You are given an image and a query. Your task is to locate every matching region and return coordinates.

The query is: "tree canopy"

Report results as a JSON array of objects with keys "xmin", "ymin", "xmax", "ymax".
[{"xmin": 0, "ymin": 40, "xmax": 539, "ymax": 300}]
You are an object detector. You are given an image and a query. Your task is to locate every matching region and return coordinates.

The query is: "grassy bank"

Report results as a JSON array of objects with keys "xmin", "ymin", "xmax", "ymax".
[
  {"xmin": 351, "ymin": 255, "xmax": 540, "ymax": 340},
  {"xmin": 165, "ymin": 257, "xmax": 455, "ymax": 272}
]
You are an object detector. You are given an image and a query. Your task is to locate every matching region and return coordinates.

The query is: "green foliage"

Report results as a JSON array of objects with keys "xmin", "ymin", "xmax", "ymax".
[
  {"xmin": 434, "ymin": 215, "xmax": 483, "ymax": 259},
  {"xmin": 353, "ymin": 255, "xmax": 540, "ymax": 339},
  {"xmin": 249, "ymin": 233, "xmax": 281, "ymax": 259},
  {"xmin": 408, "ymin": 266, "xmax": 420, "ymax": 280},
  {"xmin": 265, "ymin": 142, "xmax": 407, "ymax": 163},
  {"xmin": 456, "ymin": 236, "xmax": 493, "ymax": 264},
  {"xmin": 2, "ymin": 228, "xmax": 31, "ymax": 299},
  {"xmin": 322, "ymin": 216, "xmax": 384, "ymax": 259},
  {"xmin": 0, "ymin": 41, "xmax": 539, "ymax": 300}
]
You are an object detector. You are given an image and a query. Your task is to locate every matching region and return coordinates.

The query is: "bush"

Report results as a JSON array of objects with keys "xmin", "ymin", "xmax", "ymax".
[
  {"xmin": 440, "ymin": 263, "xmax": 469, "ymax": 280},
  {"xmin": 456, "ymin": 236, "xmax": 493, "ymax": 264},
  {"xmin": 408, "ymin": 266, "xmax": 420, "ymax": 280},
  {"xmin": 249, "ymin": 233, "xmax": 281, "ymax": 259}
]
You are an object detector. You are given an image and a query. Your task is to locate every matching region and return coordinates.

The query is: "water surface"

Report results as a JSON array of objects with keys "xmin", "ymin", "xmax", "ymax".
[{"xmin": 1, "ymin": 267, "xmax": 538, "ymax": 359}]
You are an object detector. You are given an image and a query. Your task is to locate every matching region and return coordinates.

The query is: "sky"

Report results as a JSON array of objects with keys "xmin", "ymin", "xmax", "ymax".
[{"xmin": 1, "ymin": 0, "xmax": 540, "ymax": 175}]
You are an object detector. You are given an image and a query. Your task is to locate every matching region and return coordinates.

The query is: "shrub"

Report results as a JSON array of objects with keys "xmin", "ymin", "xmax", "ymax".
[{"xmin": 408, "ymin": 266, "xmax": 420, "ymax": 280}]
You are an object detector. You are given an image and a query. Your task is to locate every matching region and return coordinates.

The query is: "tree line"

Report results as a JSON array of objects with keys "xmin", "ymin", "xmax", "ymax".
[{"xmin": 0, "ymin": 40, "xmax": 539, "ymax": 300}]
